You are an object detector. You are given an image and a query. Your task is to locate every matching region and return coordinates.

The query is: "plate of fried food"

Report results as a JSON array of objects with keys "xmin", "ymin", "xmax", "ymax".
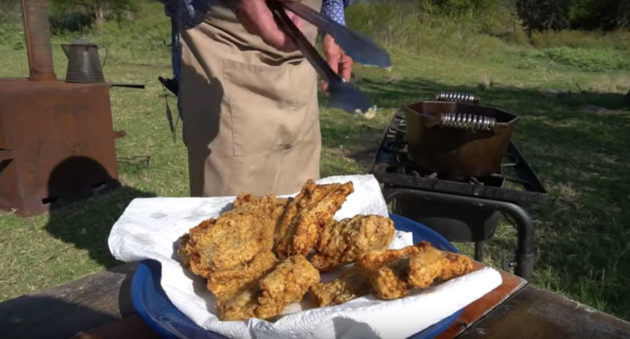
[{"xmin": 110, "ymin": 176, "xmax": 502, "ymax": 339}]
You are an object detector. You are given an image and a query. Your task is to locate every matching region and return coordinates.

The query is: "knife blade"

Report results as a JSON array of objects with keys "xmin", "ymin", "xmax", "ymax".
[
  {"xmin": 268, "ymin": 0, "xmax": 375, "ymax": 114},
  {"xmin": 282, "ymin": 1, "xmax": 391, "ymax": 68}
]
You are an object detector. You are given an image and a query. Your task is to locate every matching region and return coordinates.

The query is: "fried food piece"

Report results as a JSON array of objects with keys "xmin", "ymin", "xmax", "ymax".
[
  {"xmin": 272, "ymin": 180, "xmax": 318, "ymax": 246},
  {"xmin": 311, "ymin": 215, "xmax": 395, "ymax": 272},
  {"xmin": 178, "ymin": 180, "xmax": 366, "ymax": 321},
  {"xmin": 275, "ymin": 180, "xmax": 354, "ymax": 259},
  {"xmin": 408, "ymin": 244, "xmax": 473, "ymax": 289},
  {"xmin": 177, "ymin": 194, "xmax": 285, "ymax": 278},
  {"xmin": 357, "ymin": 242, "xmax": 428, "ymax": 300},
  {"xmin": 233, "ymin": 194, "xmax": 289, "ymax": 221},
  {"xmin": 183, "ymin": 213, "xmax": 265, "ymax": 273},
  {"xmin": 310, "ymin": 267, "xmax": 370, "ymax": 307},
  {"xmin": 256, "ymin": 255, "xmax": 320, "ymax": 319},
  {"xmin": 207, "ymin": 250, "xmax": 278, "ymax": 299},
  {"xmin": 217, "ymin": 283, "xmax": 260, "ymax": 321},
  {"xmin": 217, "ymin": 255, "xmax": 320, "ymax": 321},
  {"xmin": 178, "ymin": 194, "xmax": 290, "ymax": 310},
  {"xmin": 370, "ymin": 256, "xmax": 412, "ymax": 300},
  {"xmin": 177, "ymin": 218, "xmax": 217, "ymax": 278}
]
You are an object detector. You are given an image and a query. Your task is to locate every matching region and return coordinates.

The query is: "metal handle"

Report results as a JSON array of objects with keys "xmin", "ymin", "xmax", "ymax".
[
  {"xmin": 109, "ymin": 83, "xmax": 146, "ymax": 89},
  {"xmin": 99, "ymin": 44, "xmax": 108, "ymax": 67},
  {"xmin": 267, "ymin": 1, "xmax": 341, "ymax": 84},
  {"xmin": 438, "ymin": 113, "xmax": 496, "ymax": 131},
  {"xmin": 436, "ymin": 92, "xmax": 480, "ymax": 104}
]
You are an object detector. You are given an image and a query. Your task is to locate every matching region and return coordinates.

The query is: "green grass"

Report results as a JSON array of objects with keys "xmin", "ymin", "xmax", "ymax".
[
  {"xmin": 1, "ymin": 0, "xmax": 630, "ymax": 321},
  {"xmin": 517, "ymin": 47, "xmax": 630, "ymax": 72}
]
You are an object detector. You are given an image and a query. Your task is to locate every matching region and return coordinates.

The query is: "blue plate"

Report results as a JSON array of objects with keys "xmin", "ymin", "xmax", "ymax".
[{"xmin": 132, "ymin": 213, "xmax": 462, "ymax": 339}]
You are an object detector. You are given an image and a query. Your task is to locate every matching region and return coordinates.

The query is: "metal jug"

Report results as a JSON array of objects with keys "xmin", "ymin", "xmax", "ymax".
[{"xmin": 61, "ymin": 39, "xmax": 108, "ymax": 83}]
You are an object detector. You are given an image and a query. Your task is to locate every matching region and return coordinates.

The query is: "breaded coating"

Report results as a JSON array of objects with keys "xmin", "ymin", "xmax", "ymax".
[
  {"xmin": 272, "ymin": 182, "xmax": 314, "ymax": 246},
  {"xmin": 177, "ymin": 194, "xmax": 285, "ymax": 277},
  {"xmin": 275, "ymin": 180, "xmax": 354, "ymax": 259},
  {"xmin": 177, "ymin": 218, "xmax": 217, "ymax": 278},
  {"xmin": 181, "ymin": 214, "xmax": 261, "ymax": 273},
  {"xmin": 408, "ymin": 244, "xmax": 473, "ymax": 289},
  {"xmin": 311, "ymin": 215, "xmax": 395, "ymax": 272},
  {"xmin": 357, "ymin": 242, "xmax": 428, "ymax": 300},
  {"xmin": 217, "ymin": 255, "xmax": 320, "ymax": 321},
  {"xmin": 256, "ymin": 255, "xmax": 320, "ymax": 319},
  {"xmin": 177, "ymin": 194, "xmax": 290, "ymax": 310},
  {"xmin": 310, "ymin": 267, "xmax": 370, "ymax": 307},
  {"xmin": 207, "ymin": 250, "xmax": 278, "ymax": 299},
  {"xmin": 233, "ymin": 193, "xmax": 289, "ymax": 221},
  {"xmin": 217, "ymin": 283, "xmax": 260, "ymax": 321},
  {"xmin": 357, "ymin": 242, "xmax": 426, "ymax": 272}
]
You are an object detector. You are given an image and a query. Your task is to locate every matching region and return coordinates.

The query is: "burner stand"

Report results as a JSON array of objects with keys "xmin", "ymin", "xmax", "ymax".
[
  {"xmin": 384, "ymin": 188, "xmax": 535, "ymax": 280},
  {"xmin": 371, "ymin": 106, "xmax": 546, "ymax": 280}
]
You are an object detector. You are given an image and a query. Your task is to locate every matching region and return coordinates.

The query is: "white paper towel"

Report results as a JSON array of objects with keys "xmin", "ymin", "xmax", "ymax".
[{"xmin": 108, "ymin": 174, "xmax": 502, "ymax": 339}]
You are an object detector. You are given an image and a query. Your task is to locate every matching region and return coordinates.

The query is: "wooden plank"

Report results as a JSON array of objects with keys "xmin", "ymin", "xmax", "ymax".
[
  {"xmin": 436, "ymin": 262, "xmax": 527, "ymax": 339},
  {"xmin": 0, "ymin": 263, "xmax": 137, "ymax": 339},
  {"xmin": 5, "ymin": 261, "xmax": 630, "ymax": 339},
  {"xmin": 458, "ymin": 285, "xmax": 630, "ymax": 339},
  {"xmin": 72, "ymin": 314, "xmax": 160, "ymax": 339},
  {"xmin": 64, "ymin": 262, "xmax": 525, "ymax": 339}
]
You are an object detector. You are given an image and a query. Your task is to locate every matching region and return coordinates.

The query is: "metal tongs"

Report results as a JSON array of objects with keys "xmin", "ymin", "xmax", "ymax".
[{"xmin": 266, "ymin": 1, "xmax": 391, "ymax": 115}]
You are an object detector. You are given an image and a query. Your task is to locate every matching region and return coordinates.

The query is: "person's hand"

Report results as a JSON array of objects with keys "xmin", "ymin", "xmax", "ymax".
[
  {"xmin": 226, "ymin": 0, "xmax": 303, "ymax": 52},
  {"xmin": 322, "ymin": 34, "xmax": 353, "ymax": 91}
]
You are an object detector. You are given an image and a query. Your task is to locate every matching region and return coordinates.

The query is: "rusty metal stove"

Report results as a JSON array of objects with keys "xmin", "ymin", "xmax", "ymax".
[{"xmin": 0, "ymin": 0, "xmax": 120, "ymax": 216}]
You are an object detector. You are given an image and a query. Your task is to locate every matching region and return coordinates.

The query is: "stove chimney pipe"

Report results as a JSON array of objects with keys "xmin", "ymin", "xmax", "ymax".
[{"xmin": 20, "ymin": 0, "xmax": 56, "ymax": 81}]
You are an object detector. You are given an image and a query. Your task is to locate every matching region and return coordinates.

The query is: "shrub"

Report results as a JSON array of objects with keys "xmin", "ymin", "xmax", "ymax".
[
  {"xmin": 516, "ymin": 0, "xmax": 570, "ymax": 33},
  {"xmin": 516, "ymin": 0, "xmax": 630, "ymax": 32},
  {"xmin": 566, "ymin": 0, "xmax": 630, "ymax": 30},
  {"xmin": 530, "ymin": 29, "xmax": 630, "ymax": 51},
  {"xmin": 419, "ymin": 0, "xmax": 517, "ymax": 37},
  {"xmin": 49, "ymin": 11, "xmax": 94, "ymax": 33},
  {"xmin": 345, "ymin": 0, "xmax": 514, "ymax": 58},
  {"xmin": 50, "ymin": 0, "xmax": 139, "ymax": 32},
  {"xmin": 0, "ymin": 0, "xmax": 24, "ymax": 48}
]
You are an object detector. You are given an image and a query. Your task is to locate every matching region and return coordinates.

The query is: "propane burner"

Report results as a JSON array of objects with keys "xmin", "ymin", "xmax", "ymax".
[{"xmin": 371, "ymin": 105, "xmax": 547, "ymax": 279}]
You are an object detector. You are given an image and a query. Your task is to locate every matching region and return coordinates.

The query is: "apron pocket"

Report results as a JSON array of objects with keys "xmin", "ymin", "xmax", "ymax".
[{"xmin": 223, "ymin": 58, "xmax": 315, "ymax": 157}]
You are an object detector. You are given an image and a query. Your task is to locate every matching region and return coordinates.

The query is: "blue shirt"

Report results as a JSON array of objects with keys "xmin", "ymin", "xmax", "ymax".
[
  {"xmin": 161, "ymin": 0, "xmax": 353, "ymax": 29},
  {"xmin": 321, "ymin": 0, "xmax": 353, "ymax": 25}
]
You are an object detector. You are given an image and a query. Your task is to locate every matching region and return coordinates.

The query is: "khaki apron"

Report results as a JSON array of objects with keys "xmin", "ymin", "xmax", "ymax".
[{"xmin": 180, "ymin": 1, "xmax": 323, "ymax": 197}]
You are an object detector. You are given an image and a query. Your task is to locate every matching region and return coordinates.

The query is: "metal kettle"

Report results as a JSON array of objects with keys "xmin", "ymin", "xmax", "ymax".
[{"xmin": 61, "ymin": 39, "xmax": 108, "ymax": 83}]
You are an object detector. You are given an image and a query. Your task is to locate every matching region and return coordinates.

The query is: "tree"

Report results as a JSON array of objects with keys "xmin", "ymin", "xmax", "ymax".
[
  {"xmin": 516, "ymin": 0, "xmax": 630, "ymax": 32},
  {"xmin": 516, "ymin": 0, "xmax": 569, "ymax": 34},
  {"xmin": 417, "ymin": 0, "xmax": 517, "ymax": 36},
  {"xmin": 566, "ymin": 0, "xmax": 630, "ymax": 30},
  {"xmin": 419, "ymin": 0, "xmax": 508, "ymax": 18},
  {"xmin": 50, "ymin": 0, "xmax": 137, "ymax": 31}
]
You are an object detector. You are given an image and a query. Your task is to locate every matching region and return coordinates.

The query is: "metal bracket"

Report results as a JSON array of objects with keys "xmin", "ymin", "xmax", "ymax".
[{"xmin": 384, "ymin": 187, "xmax": 535, "ymax": 280}]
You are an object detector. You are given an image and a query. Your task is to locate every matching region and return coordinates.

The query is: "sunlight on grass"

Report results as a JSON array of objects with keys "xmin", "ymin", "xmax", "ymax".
[{"xmin": 1, "ymin": 0, "xmax": 629, "ymax": 322}]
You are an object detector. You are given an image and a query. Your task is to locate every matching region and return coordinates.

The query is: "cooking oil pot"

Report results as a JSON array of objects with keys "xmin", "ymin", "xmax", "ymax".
[{"xmin": 61, "ymin": 39, "xmax": 108, "ymax": 83}]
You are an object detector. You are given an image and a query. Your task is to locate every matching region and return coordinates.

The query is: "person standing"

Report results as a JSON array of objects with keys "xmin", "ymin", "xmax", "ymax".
[{"xmin": 159, "ymin": 0, "xmax": 354, "ymax": 197}]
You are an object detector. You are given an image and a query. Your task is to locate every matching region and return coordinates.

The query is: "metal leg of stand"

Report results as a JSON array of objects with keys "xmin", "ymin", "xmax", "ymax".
[
  {"xmin": 474, "ymin": 241, "xmax": 483, "ymax": 262},
  {"xmin": 385, "ymin": 188, "xmax": 535, "ymax": 280},
  {"xmin": 496, "ymin": 203, "xmax": 534, "ymax": 280}
]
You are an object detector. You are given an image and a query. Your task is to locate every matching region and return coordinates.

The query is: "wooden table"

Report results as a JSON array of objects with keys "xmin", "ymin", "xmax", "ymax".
[{"xmin": 1, "ymin": 263, "xmax": 629, "ymax": 339}]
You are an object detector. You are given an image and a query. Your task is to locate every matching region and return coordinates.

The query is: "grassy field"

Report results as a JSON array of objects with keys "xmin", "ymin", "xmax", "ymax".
[{"xmin": 1, "ymin": 0, "xmax": 630, "ymax": 321}]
